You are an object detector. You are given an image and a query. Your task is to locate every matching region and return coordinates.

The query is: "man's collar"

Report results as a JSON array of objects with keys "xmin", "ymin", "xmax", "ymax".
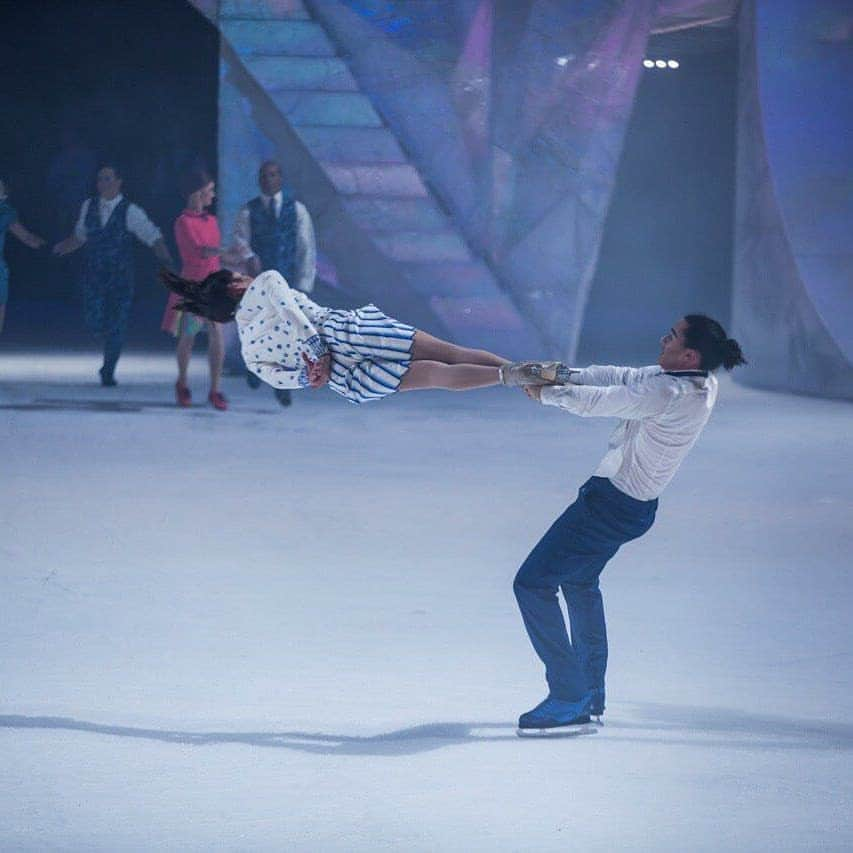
[{"xmin": 100, "ymin": 193, "xmax": 123, "ymax": 205}]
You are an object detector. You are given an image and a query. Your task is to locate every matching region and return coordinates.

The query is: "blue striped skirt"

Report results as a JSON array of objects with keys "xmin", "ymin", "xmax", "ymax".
[{"xmin": 320, "ymin": 305, "xmax": 416, "ymax": 404}]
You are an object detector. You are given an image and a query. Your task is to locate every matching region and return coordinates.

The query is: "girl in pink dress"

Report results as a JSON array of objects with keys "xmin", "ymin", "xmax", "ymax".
[{"xmin": 162, "ymin": 170, "xmax": 227, "ymax": 410}]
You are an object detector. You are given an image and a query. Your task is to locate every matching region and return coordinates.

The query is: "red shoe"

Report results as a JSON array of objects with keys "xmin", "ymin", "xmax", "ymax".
[
  {"xmin": 208, "ymin": 390, "xmax": 228, "ymax": 411},
  {"xmin": 175, "ymin": 381, "xmax": 191, "ymax": 407}
]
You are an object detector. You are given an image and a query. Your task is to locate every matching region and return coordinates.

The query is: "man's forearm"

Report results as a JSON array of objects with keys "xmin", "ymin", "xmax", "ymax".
[{"xmin": 152, "ymin": 238, "xmax": 174, "ymax": 270}]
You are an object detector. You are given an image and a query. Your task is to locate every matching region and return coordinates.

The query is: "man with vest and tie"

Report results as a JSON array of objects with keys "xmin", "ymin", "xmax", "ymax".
[
  {"xmin": 54, "ymin": 164, "xmax": 173, "ymax": 386},
  {"xmin": 233, "ymin": 160, "xmax": 316, "ymax": 407}
]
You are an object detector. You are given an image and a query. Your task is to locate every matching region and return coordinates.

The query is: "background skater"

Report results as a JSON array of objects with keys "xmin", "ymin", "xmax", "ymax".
[
  {"xmin": 232, "ymin": 160, "xmax": 316, "ymax": 408},
  {"xmin": 54, "ymin": 164, "xmax": 173, "ymax": 386},
  {"xmin": 512, "ymin": 315, "xmax": 746, "ymax": 735},
  {"xmin": 162, "ymin": 170, "xmax": 227, "ymax": 410},
  {"xmin": 0, "ymin": 175, "xmax": 46, "ymax": 335}
]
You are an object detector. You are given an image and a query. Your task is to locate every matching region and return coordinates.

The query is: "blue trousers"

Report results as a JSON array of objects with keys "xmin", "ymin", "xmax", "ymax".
[
  {"xmin": 83, "ymin": 274, "xmax": 133, "ymax": 378},
  {"xmin": 514, "ymin": 477, "xmax": 657, "ymax": 701}
]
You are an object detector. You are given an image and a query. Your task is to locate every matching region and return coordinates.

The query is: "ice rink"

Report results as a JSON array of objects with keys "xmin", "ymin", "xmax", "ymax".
[{"xmin": 2, "ymin": 352, "xmax": 851, "ymax": 851}]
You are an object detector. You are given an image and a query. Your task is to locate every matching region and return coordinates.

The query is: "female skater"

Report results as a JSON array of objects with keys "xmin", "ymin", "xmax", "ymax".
[
  {"xmin": 161, "ymin": 170, "xmax": 227, "ymax": 409},
  {"xmin": 162, "ymin": 267, "xmax": 526, "ymax": 401},
  {"xmin": 0, "ymin": 176, "xmax": 45, "ymax": 334}
]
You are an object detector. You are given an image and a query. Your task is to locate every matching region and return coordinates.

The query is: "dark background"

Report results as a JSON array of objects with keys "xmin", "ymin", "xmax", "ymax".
[
  {"xmin": 578, "ymin": 25, "xmax": 738, "ymax": 363},
  {"xmin": 0, "ymin": 0, "xmax": 218, "ymax": 349}
]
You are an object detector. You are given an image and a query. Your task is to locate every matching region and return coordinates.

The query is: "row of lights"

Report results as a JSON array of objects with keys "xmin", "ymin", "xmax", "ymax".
[{"xmin": 553, "ymin": 56, "xmax": 680, "ymax": 70}]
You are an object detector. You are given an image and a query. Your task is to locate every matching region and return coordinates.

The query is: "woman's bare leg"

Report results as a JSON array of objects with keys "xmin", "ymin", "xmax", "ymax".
[
  {"xmin": 207, "ymin": 321, "xmax": 224, "ymax": 393},
  {"xmin": 176, "ymin": 332, "xmax": 195, "ymax": 385},
  {"xmin": 410, "ymin": 330, "xmax": 509, "ymax": 367},
  {"xmin": 398, "ymin": 359, "xmax": 500, "ymax": 392}
]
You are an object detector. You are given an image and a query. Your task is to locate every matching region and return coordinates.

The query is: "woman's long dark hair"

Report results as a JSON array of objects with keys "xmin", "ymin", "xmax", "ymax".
[{"xmin": 161, "ymin": 269, "xmax": 238, "ymax": 323}]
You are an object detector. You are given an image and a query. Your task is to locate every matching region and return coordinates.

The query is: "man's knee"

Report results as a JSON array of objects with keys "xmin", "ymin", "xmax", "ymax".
[
  {"xmin": 513, "ymin": 565, "xmax": 557, "ymax": 601},
  {"xmin": 561, "ymin": 580, "xmax": 601, "ymax": 595}
]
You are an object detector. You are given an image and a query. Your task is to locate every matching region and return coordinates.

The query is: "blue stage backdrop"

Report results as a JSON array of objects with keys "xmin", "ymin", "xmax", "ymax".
[
  {"xmin": 188, "ymin": 0, "xmax": 670, "ymax": 361},
  {"xmin": 734, "ymin": 0, "xmax": 853, "ymax": 398},
  {"xmin": 189, "ymin": 0, "xmax": 851, "ymax": 398}
]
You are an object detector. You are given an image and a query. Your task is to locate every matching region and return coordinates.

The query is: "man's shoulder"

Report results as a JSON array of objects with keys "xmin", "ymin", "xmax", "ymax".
[
  {"xmin": 655, "ymin": 372, "xmax": 717, "ymax": 409},
  {"xmin": 125, "ymin": 199, "xmax": 147, "ymax": 215},
  {"xmin": 637, "ymin": 365, "xmax": 664, "ymax": 376},
  {"xmin": 635, "ymin": 369, "xmax": 685, "ymax": 404},
  {"xmin": 630, "ymin": 366, "xmax": 669, "ymax": 385}
]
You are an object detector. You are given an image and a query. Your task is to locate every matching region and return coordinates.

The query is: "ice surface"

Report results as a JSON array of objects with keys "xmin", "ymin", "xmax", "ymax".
[{"xmin": 1, "ymin": 352, "xmax": 851, "ymax": 851}]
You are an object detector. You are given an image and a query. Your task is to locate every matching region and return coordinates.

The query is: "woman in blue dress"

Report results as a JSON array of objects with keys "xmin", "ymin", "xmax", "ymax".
[{"xmin": 0, "ymin": 176, "xmax": 46, "ymax": 335}]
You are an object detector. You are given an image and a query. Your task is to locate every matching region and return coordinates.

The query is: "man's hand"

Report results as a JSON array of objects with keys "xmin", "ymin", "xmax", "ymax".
[
  {"xmin": 524, "ymin": 385, "xmax": 543, "ymax": 402},
  {"xmin": 302, "ymin": 352, "xmax": 331, "ymax": 389},
  {"xmin": 53, "ymin": 236, "xmax": 82, "ymax": 256},
  {"xmin": 500, "ymin": 361, "xmax": 572, "ymax": 387}
]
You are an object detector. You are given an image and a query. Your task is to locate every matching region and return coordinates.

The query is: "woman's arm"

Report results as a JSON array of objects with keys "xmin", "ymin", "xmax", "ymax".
[
  {"xmin": 9, "ymin": 221, "xmax": 45, "ymax": 250},
  {"xmin": 302, "ymin": 352, "xmax": 331, "ymax": 388},
  {"xmin": 53, "ymin": 235, "xmax": 84, "ymax": 255},
  {"xmin": 53, "ymin": 200, "xmax": 88, "ymax": 255},
  {"xmin": 241, "ymin": 272, "xmax": 330, "ymax": 390}
]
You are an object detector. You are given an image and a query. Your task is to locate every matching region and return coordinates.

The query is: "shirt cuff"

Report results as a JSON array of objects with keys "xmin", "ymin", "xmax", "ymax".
[{"xmin": 539, "ymin": 385, "xmax": 568, "ymax": 407}]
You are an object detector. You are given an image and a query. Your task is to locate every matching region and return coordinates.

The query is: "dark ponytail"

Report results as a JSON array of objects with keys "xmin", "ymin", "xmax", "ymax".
[
  {"xmin": 721, "ymin": 337, "xmax": 747, "ymax": 371},
  {"xmin": 684, "ymin": 314, "xmax": 748, "ymax": 372},
  {"xmin": 161, "ymin": 268, "xmax": 238, "ymax": 323}
]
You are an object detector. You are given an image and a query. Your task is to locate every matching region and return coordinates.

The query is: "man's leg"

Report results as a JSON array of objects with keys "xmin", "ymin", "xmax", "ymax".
[
  {"xmin": 558, "ymin": 479, "xmax": 657, "ymax": 716},
  {"xmin": 563, "ymin": 581, "xmax": 608, "ymax": 712},
  {"xmin": 513, "ymin": 500, "xmax": 603, "ymax": 701},
  {"xmin": 100, "ymin": 280, "xmax": 133, "ymax": 384},
  {"xmin": 83, "ymin": 279, "xmax": 106, "ymax": 340},
  {"xmin": 101, "ymin": 330, "xmax": 122, "ymax": 384}
]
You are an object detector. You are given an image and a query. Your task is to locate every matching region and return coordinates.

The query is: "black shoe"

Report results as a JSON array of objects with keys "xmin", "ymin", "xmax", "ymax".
[
  {"xmin": 274, "ymin": 388, "xmax": 292, "ymax": 407},
  {"xmin": 246, "ymin": 370, "xmax": 261, "ymax": 390},
  {"xmin": 99, "ymin": 367, "xmax": 117, "ymax": 387}
]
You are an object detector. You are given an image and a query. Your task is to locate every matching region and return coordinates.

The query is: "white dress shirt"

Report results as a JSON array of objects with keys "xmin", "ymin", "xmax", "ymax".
[
  {"xmin": 73, "ymin": 194, "xmax": 162, "ymax": 247},
  {"xmin": 232, "ymin": 191, "xmax": 317, "ymax": 293},
  {"xmin": 540, "ymin": 365, "xmax": 719, "ymax": 500}
]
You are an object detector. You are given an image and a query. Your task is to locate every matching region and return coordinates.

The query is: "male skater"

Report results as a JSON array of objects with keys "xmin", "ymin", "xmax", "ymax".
[
  {"xmin": 506, "ymin": 315, "xmax": 746, "ymax": 735},
  {"xmin": 232, "ymin": 160, "xmax": 316, "ymax": 407},
  {"xmin": 54, "ymin": 164, "xmax": 173, "ymax": 386}
]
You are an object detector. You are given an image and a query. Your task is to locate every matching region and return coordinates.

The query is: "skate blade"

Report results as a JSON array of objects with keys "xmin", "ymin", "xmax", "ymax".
[{"xmin": 516, "ymin": 723, "xmax": 598, "ymax": 739}]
